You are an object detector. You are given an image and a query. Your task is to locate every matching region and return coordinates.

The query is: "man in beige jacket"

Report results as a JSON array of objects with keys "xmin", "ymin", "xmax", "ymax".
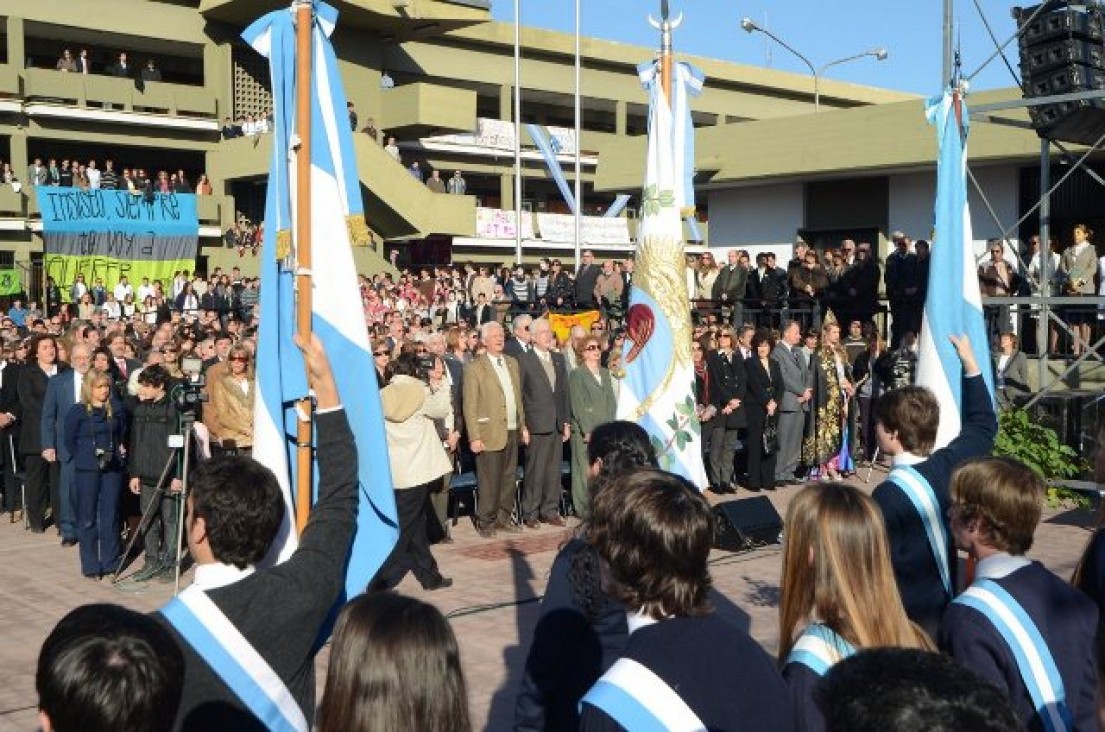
[{"xmin": 463, "ymin": 321, "xmax": 528, "ymax": 538}]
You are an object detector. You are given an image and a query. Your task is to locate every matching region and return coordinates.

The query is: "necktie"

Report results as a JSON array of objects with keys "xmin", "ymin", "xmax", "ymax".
[
  {"xmin": 540, "ymin": 352, "xmax": 555, "ymax": 387},
  {"xmin": 116, "ymin": 358, "xmax": 127, "ymax": 377}
]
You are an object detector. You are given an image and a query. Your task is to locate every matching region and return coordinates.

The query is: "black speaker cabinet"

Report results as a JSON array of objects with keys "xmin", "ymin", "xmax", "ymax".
[
  {"xmin": 1016, "ymin": 2, "xmax": 1105, "ymax": 145},
  {"xmin": 712, "ymin": 497, "xmax": 783, "ymax": 552}
]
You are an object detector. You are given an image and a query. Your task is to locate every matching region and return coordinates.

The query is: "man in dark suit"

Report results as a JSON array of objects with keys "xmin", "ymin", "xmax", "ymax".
[
  {"xmin": 885, "ymin": 232, "xmax": 922, "ymax": 349},
  {"xmin": 106, "ymin": 332, "xmax": 141, "ymax": 381},
  {"xmin": 747, "ymin": 252, "xmax": 786, "ymax": 330},
  {"xmin": 839, "ymin": 242, "xmax": 880, "ymax": 328},
  {"xmin": 0, "ymin": 348, "xmax": 21, "ymax": 521},
  {"xmin": 517, "ymin": 318, "xmax": 570, "ymax": 528},
  {"xmin": 872, "ymin": 334, "xmax": 996, "ymax": 637},
  {"xmin": 504, "ymin": 314, "xmax": 532, "ymax": 359},
  {"xmin": 157, "ymin": 336, "xmax": 355, "ymax": 730},
  {"xmin": 713, "ymin": 249, "xmax": 749, "ymax": 326},
  {"xmin": 466, "ymin": 292, "xmax": 493, "ymax": 327},
  {"xmin": 109, "ymin": 52, "xmax": 132, "ymax": 78},
  {"xmin": 771, "ymin": 321, "xmax": 812, "ymax": 486},
  {"xmin": 40, "ymin": 343, "xmax": 93, "ymax": 545},
  {"xmin": 574, "ymin": 250, "xmax": 601, "ymax": 309},
  {"xmin": 463, "ymin": 322, "xmax": 527, "ymax": 538}
]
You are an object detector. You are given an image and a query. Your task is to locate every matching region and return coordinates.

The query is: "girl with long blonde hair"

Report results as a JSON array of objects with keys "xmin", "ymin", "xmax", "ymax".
[{"xmin": 779, "ymin": 482, "xmax": 933, "ymax": 731}]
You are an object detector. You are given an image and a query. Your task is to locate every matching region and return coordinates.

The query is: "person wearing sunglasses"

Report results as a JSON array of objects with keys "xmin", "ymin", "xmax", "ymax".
[
  {"xmin": 567, "ymin": 334, "xmax": 616, "ymax": 520},
  {"xmin": 372, "ymin": 338, "xmax": 391, "ymax": 389},
  {"xmin": 207, "ymin": 344, "xmax": 254, "ymax": 456}
]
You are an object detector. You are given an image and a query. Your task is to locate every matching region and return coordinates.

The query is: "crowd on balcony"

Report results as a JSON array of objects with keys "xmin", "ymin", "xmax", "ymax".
[
  {"xmin": 11, "ymin": 156, "xmax": 212, "ymax": 196},
  {"xmin": 50, "ymin": 48, "xmax": 166, "ymax": 84},
  {"xmin": 220, "ymin": 111, "xmax": 275, "ymax": 139}
]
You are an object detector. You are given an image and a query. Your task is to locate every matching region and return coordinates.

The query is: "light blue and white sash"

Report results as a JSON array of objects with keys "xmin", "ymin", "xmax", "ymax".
[
  {"xmin": 581, "ymin": 657, "xmax": 706, "ymax": 732},
  {"xmin": 160, "ymin": 587, "xmax": 309, "ymax": 732},
  {"xmin": 785, "ymin": 623, "xmax": 857, "ymax": 677},
  {"xmin": 955, "ymin": 579, "xmax": 1072, "ymax": 732},
  {"xmin": 887, "ymin": 465, "xmax": 952, "ymax": 597}
]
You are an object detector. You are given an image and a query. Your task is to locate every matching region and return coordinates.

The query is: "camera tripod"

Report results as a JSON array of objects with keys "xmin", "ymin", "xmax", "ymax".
[{"xmin": 111, "ymin": 416, "xmax": 196, "ymax": 596}]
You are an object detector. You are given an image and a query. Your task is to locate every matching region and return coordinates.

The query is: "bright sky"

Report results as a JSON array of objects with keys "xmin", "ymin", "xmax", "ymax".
[{"xmin": 491, "ymin": 1, "xmax": 1025, "ymax": 97}]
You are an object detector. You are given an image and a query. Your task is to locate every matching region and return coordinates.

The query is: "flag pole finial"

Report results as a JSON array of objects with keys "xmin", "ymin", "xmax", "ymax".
[{"xmin": 648, "ymin": 2, "xmax": 682, "ymax": 104}]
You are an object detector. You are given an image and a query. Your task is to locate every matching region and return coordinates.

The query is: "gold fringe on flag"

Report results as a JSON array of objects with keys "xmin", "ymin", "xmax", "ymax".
[
  {"xmin": 346, "ymin": 214, "xmax": 371, "ymax": 247},
  {"xmin": 276, "ymin": 229, "xmax": 292, "ymax": 260}
]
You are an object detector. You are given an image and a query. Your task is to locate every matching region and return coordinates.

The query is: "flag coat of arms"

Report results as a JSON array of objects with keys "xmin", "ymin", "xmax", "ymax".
[
  {"xmin": 917, "ymin": 89, "xmax": 995, "ymax": 449},
  {"xmin": 243, "ymin": 1, "xmax": 397, "ymax": 599},
  {"xmin": 616, "ymin": 64, "xmax": 708, "ymax": 488}
]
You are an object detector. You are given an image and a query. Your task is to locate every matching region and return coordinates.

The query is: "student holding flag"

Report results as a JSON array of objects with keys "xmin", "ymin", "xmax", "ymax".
[
  {"xmin": 158, "ymin": 333, "xmax": 353, "ymax": 731},
  {"xmin": 871, "ymin": 334, "xmax": 996, "ymax": 637},
  {"xmin": 940, "ymin": 457, "xmax": 1098, "ymax": 731}
]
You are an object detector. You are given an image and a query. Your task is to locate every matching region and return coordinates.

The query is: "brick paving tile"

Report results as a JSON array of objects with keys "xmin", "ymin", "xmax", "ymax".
[{"xmin": 0, "ymin": 472, "xmax": 1093, "ymax": 731}]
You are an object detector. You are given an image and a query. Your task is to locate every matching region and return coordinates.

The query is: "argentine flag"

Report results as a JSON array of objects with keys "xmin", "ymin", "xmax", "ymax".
[
  {"xmin": 918, "ymin": 89, "xmax": 995, "ymax": 449},
  {"xmin": 243, "ymin": 2, "xmax": 397, "ymax": 599},
  {"xmin": 616, "ymin": 63, "xmax": 707, "ymax": 488}
]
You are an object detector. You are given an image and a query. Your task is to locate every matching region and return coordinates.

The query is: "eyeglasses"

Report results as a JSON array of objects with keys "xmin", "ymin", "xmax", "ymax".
[
  {"xmin": 719, "ymin": 334, "xmax": 733, "ymax": 339},
  {"xmin": 374, "ymin": 350, "xmax": 390, "ymax": 356},
  {"xmin": 583, "ymin": 344, "xmax": 600, "ymax": 351},
  {"xmin": 229, "ymin": 356, "xmax": 249, "ymax": 362}
]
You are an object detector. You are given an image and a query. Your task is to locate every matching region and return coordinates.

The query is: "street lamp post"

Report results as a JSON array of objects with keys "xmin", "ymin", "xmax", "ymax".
[{"xmin": 739, "ymin": 18, "xmax": 888, "ymax": 112}]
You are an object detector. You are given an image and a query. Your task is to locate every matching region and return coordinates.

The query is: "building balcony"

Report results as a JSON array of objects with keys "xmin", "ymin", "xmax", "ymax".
[
  {"xmin": 211, "ymin": 132, "xmax": 476, "ymax": 240},
  {"xmin": 379, "ymin": 82, "xmax": 476, "ymax": 137},
  {"xmin": 22, "ymin": 69, "xmax": 219, "ymax": 131}
]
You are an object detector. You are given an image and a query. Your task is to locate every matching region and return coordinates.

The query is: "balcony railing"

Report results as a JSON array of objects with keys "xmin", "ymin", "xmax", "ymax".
[{"xmin": 23, "ymin": 68, "xmax": 217, "ymax": 120}]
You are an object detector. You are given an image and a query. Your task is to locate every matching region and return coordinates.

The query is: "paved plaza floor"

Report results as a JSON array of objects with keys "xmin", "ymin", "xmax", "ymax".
[{"xmin": 0, "ymin": 464, "xmax": 1093, "ymax": 731}]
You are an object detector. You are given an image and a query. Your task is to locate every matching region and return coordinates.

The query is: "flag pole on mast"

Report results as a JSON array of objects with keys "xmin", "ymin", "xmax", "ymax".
[{"xmin": 294, "ymin": 0, "xmax": 314, "ymax": 535}]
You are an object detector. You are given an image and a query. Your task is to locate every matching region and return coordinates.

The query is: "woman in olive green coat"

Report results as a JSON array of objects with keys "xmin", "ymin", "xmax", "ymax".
[{"xmin": 568, "ymin": 334, "xmax": 617, "ymax": 519}]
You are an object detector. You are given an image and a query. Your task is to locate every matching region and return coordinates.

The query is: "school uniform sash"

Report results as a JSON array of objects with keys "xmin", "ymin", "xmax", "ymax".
[
  {"xmin": 887, "ymin": 465, "xmax": 952, "ymax": 597},
  {"xmin": 581, "ymin": 657, "xmax": 706, "ymax": 732},
  {"xmin": 784, "ymin": 623, "xmax": 857, "ymax": 676},
  {"xmin": 955, "ymin": 579, "xmax": 1073, "ymax": 732},
  {"xmin": 160, "ymin": 587, "xmax": 309, "ymax": 732}
]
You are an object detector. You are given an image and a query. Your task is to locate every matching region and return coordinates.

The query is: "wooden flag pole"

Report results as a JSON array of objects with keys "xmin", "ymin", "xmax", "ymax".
[{"xmin": 294, "ymin": 0, "xmax": 314, "ymax": 536}]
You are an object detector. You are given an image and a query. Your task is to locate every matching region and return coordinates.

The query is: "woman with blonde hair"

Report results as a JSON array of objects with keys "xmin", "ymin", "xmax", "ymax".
[
  {"xmin": 207, "ymin": 343, "xmax": 254, "ymax": 455},
  {"xmin": 779, "ymin": 482, "xmax": 933, "ymax": 731},
  {"xmin": 803, "ymin": 313, "xmax": 855, "ymax": 480},
  {"xmin": 64, "ymin": 369, "xmax": 126, "ymax": 579},
  {"xmin": 695, "ymin": 250, "xmax": 720, "ymax": 315}
]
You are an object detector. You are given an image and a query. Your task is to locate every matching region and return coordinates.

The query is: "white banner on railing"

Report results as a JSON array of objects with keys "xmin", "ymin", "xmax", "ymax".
[
  {"xmin": 475, "ymin": 207, "xmax": 535, "ymax": 239},
  {"xmin": 536, "ymin": 213, "xmax": 631, "ymax": 244},
  {"xmin": 425, "ymin": 118, "xmax": 577, "ymax": 155}
]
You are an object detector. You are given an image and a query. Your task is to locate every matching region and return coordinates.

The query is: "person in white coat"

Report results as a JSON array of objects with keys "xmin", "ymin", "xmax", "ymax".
[{"xmin": 372, "ymin": 352, "xmax": 453, "ymax": 591}]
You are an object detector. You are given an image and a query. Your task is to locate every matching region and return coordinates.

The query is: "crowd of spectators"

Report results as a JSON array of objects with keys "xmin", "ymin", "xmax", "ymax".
[
  {"xmin": 8, "ymin": 242, "xmax": 1105, "ymax": 732},
  {"xmin": 20, "ymin": 155, "xmax": 211, "ymax": 196}
]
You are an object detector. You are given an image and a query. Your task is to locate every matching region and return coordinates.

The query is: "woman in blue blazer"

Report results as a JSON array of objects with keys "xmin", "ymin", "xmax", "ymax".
[{"xmin": 64, "ymin": 369, "xmax": 127, "ymax": 579}]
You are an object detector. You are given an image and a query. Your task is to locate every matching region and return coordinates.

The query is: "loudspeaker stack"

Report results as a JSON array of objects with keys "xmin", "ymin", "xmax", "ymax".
[{"xmin": 1016, "ymin": 2, "xmax": 1105, "ymax": 145}]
